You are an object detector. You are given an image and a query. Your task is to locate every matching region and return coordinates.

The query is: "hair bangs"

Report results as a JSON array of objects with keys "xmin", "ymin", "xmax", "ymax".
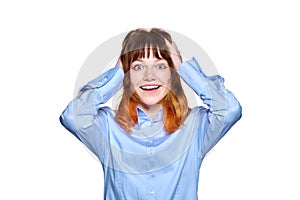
[{"xmin": 121, "ymin": 29, "xmax": 172, "ymax": 71}]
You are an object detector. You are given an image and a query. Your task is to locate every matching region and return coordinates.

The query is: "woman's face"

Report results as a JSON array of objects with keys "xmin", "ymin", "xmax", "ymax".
[{"xmin": 129, "ymin": 49, "xmax": 171, "ymax": 108}]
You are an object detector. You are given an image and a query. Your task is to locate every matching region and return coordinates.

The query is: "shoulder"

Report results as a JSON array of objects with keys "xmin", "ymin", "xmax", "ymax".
[
  {"xmin": 180, "ymin": 106, "xmax": 208, "ymax": 129},
  {"xmin": 96, "ymin": 106, "xmax": 116, "ymax": 118},
  {"xmin": 186, "ymin": 106, "xmax": 207, "ymax": 119},
  {"xmin": 98, "ymin": 106, "xmax": 115, "ymax": 113}
]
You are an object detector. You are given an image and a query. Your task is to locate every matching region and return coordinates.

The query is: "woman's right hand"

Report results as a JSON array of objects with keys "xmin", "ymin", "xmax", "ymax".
[{"xmin": 116, "ymin": 57, "xmax": 123, "ymax": 70}]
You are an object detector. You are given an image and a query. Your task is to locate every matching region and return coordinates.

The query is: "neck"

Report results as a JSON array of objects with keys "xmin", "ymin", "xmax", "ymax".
[{"xmin": 139, "ymin": 104, "xmax": 161, "ymax": 120}]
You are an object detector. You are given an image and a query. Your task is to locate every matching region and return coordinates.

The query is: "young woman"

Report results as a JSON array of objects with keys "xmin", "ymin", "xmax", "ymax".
[{"xmin": 60, "ymin": 28, "xmax": 242, "ymax": 199}]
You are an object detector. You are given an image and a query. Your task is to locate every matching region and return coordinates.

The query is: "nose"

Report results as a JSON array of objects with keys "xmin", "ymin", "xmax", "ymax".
[{"xmin": 143, "ymin": 66, "xmax": 156, "ymax": 81}]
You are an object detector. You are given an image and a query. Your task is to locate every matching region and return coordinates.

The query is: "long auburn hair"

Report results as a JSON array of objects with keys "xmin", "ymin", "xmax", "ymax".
[{"xmin": 114, "ymin": 28, "xmax": 189, "ymax": 133}]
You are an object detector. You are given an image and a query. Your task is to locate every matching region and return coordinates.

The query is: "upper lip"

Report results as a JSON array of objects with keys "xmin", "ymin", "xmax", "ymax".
[{"xmin": 140, "ymin": 84, "xmax": 161, "ymax": 90}]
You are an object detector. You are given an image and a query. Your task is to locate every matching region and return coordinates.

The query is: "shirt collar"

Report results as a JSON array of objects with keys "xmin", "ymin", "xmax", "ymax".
[{"xmin": 137, "ymin": 106, "xmax": 163, "ymax": 127}]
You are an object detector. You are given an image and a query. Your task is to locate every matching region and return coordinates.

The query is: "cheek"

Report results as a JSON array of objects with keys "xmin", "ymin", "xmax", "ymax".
[
  {"xmin": 130, "ymin": 72, "xmax": 142, "ymax": 88},
  {"xmin": 158, "ymin": 71, "xmax": 172, "ymax": 85}
]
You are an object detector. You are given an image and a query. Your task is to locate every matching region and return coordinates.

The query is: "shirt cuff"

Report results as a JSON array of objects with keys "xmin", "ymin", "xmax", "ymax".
[{"xmin": 96, "ymin": 66, "xmax": 124, "ymax": 103}]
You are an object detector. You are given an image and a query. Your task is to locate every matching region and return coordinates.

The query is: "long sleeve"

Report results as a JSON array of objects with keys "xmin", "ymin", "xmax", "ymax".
[
  {"xmin": 177, "ymin": 57, "xmax": 242, "ymax": 158},
  {"xmin": 59, "ymin": 66, "xmax": 124, "ymax": 158}
]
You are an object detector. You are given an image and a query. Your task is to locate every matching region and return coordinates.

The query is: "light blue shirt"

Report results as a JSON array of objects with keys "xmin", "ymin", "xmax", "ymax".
[{"xmin": 60, "ymin": 58, "xmax": 242, "ymax": 200}]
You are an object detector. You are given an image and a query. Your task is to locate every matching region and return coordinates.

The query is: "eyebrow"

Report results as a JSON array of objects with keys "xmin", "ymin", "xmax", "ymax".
[{"xmin": 133, "ymin": 58, "xmax": 167, "ymax": 63}]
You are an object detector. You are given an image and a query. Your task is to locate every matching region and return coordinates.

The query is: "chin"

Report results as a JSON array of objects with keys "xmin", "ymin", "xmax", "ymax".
[
  {"xmin": 136, "ymin": 87, "xmax": 169, "ymax": 107},
  {"xmin": 140, "ymin": 98, "xmax": 162, "ymax": 107}
]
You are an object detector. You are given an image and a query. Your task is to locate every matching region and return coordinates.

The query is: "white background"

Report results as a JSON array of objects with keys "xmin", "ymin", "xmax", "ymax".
[{"xmin": 1, "ymin": 0, "xmax": 299, "ymax": 199}]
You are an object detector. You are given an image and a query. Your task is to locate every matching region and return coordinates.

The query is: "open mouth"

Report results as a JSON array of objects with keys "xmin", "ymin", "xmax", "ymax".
[{"xmin": 140, "ymin": 85, "xmax": 161, "ymax": 91}]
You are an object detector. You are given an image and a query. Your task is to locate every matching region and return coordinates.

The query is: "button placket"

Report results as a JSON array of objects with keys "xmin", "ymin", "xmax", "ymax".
[
  {"xmin": 145, "ymin": 145, "xmax": 155, "ymax": 179},
  {"xmin": 145, "ymin": 140, "xmax": 156, "ymax": 198},
  {"xmin": 149, "ymin": 149, "xmax": 153, "ymax": 155}
]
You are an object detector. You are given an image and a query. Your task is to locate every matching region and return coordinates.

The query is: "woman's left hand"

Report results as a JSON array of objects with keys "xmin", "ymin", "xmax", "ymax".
[{"xmin": 166, "ymin": 40, "xmax": 182, "ymax": 71}]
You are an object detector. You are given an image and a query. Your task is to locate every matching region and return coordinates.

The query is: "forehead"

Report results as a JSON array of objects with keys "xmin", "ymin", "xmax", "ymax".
[
  {"xmin": 134, "ymin": 57, "xmax": 168, "ymax": 65},
  {"xmin": 131, "ymin": 46, "xmax": 168, "ymax": 62}
]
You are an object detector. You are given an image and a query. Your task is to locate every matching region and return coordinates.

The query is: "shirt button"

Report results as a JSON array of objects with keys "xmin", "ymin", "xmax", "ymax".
[
  {"xmin": 149, "ymin": 149, "xmax": 153, "ymax": 154},
  {"xmin": 150, "ymin": 191, "xmax": 155, "ymax": 195}
]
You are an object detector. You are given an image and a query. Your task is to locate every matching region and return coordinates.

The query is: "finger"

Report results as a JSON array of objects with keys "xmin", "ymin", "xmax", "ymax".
[{"xmin": 116, "ymin": 58, "xmax": 123, "ymax": 70}]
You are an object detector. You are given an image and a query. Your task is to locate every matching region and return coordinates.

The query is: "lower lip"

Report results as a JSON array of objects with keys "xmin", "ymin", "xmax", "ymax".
[{"xmin": 140, "ymin": 87, "xmax": 160, "ymax": 94}]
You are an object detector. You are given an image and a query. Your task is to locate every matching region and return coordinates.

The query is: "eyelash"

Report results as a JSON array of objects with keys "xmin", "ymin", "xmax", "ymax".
[
  {"xmin": 156, "ymin": 64, "xmax": 167, "ymax": 69},
  {"xmin": 132, "ymin": 64, "xmax": 168, "ymax": 70},
  {"xmin": 133, "ymin": 64, "xmax": 145, "ymax": 70}
]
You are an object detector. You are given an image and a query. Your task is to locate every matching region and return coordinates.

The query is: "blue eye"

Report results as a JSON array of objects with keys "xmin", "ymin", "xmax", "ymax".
[
  {"xmin": 156, "ymin": 64, "xmax": 167, "ymax": 69},
  {"xmin": 133, "ymin": 65, "xmax": 145, "ymax": 70}
]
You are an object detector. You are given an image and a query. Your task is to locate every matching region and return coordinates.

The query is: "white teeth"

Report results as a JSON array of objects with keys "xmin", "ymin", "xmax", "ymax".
[{"xmin": 141, "ymin": 85, "xmax": 159, "ymax": 90}]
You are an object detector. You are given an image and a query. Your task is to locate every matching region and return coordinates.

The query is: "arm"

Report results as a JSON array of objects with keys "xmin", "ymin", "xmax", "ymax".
[
  {"xmin": 177, "ymin": 58, "xmax": 242, "ymax": 158},
  {"xmin": 59, "ymin": 65, "xmax": 124, "ymax": 157},
  {"xmin": 166, "ymin": 40, "xmax": 242, "ymax": 158}
]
